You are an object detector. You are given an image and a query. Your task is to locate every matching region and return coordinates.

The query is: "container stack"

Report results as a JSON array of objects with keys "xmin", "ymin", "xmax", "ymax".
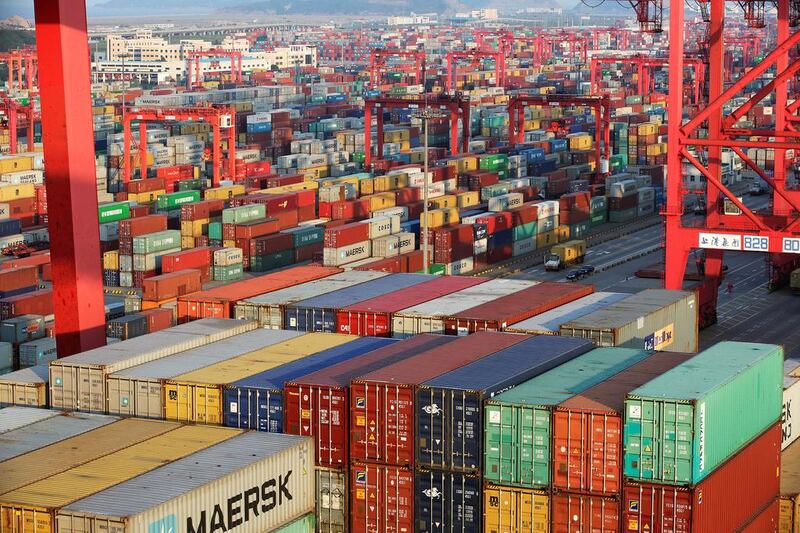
[{"xmin": 212, "ymin": 246, "xmax": 244, "ymax": 281}]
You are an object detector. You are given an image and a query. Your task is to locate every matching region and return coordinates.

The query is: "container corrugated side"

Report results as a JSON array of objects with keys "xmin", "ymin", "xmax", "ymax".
[
  {"xmin": 416, "ymin": 335, "xmax": 593, "ymax": 473},
  {"xmin": 784, "ymin": 358, "xmax": 800, "ymax": 450},
  {"xmin": 349, "ymin": 462, "xmax": 413, "ymax": 533},
  {"xmin": 50, "ymin": 318, "xmax": 257, "ymax": 412},
  {"xmin": 415, "ymin": 469, "xmax": 480, "ymax": 533},
  {"xmin": 234, "ymin": 270, "xmax": 389, "ymax": 328},
  {"xmin": 316, "ymin": 467, "xmax": 346, "ymax": 533},
  {"xmin": 272, "ymin": 513, "xmax": 315, "ymax": 533},
  {"xmin": 106, "ymin": 329, "xmax": 304, "ymax": 418},
  {"xmin": 551, "ymin": 492, "xmax": 620, "ymax": 533},
  {"xmin": 164, "ymin": 333, "xmax": 354, "ymax": 424},
  {"xmin": 391, "ymin": 279, "xmax": 537, "ymax": 338},
  {"xmin": 0, "ymin": 411, "xmax": 116, "ymax": 463},
  {"xmin": 0, "ymin": 406, "xmax": 59, "ymax": 433},
  {"xmin": 484, "ymin": 348, "xmax": 651, "ymax": 488},
  {"xmin": 483, "ymin": 484, "xmax": 549, "ymax": 533},
  {"xmin": 0, "ymin": 425, "xmax": 241, "ymax": 533},
  {"xmin": 504, "ymin": 291, "xmax": 628, "ymax": 335},
  {"xmin": 782, "ymin": 434, "xmax": 800, "ymax": 533},
  {"xmin": 0, "ymin": 365, "xmax": 48, "ymax": 407},
  {"xmin": 55, "ymin": 432, "xmax": 314, "ymax": 533},
  {"xmin": 0, "ymin": 418, "xmax": 179, "ymax": 495},
  {"xmin": 624, "ymin": 341, "xmax": 782, "ymax": 485},
  {"xmin": 559, "ymin": 289, "xmax": 699, "ymax": 352}
]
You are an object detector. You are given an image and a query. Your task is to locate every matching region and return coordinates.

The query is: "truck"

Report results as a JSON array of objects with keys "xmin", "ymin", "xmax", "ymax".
[{"xmin": 544, "ymin": 240, "xmax": 586, "ymax": 271}]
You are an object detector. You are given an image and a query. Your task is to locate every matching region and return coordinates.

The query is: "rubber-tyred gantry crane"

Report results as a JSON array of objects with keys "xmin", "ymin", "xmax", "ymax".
[
  {"xmin": 588, "ymin": 28, "xmax": 631, "ymax": 51},
  {"xmin": 368, "ymin": 49, "xmax": 426, "ymax": 88},
  {"xmin": 445, "ymin": 49, "xmax": 505, "ymax": 92},
  {"xmin": 589, "ymin": 54, "xmax": 706, "ymax": 104},
  {"xmin": 507, "ymin": 93, "xmax": 611, "ymax": 182},
  {"xmin": 0, "ymin": 96, "xmax": 37, "ymax": 154},
  {"xmin": 0, "ymin": 47, "xmax": 38, "ymax": 92},
  {"xmin": 473, "ymin": 29, "xmax": 515, "ymax": 59},
  {"xmin": 185, "ymin": 49, "xmax": 243, "ymax": 89},
  {"xmin": 123, "ymin": 106, "xmax": 236, "ymax": 187},
  {"xmin": 363, "ymin": 93, "xmax": 470, "ymax": 167}
]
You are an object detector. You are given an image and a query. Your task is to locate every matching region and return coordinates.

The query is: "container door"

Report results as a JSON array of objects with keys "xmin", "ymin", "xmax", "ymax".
[
  {"xmin": 267, "ymin": 392, "xmax": 282, "ymax": 433},
  {"xmin": 417, "ymin": 387, "xmax": 448, "ymax": 469},
  {"xmin": 588, "ymin": 412, "xmax": 621, "ymax": 494},
  {"xmin": 415, "ymin": 469, "xmax": 447, "ymax": 533},
  {"xmin": 382, "ymin": 384, "xmax": 415, "ymax": 466},
  {"xmin": 317, "ymin": 388, "xmax": 348, "ymax": 468},
  {"xmin": 106, "ymin": 377, "xmax": 135, "ymax": 416},
  {"xmin": 351, "ymin": 382, "xmax": 381, "ymax": 463},
  {"xmin": 520, "ymin": 406, "xmax": 551, "ymax": 487},
  {"xmin": 622, "ymin": 484, "xmax": 692, "ymax": 533},
  {"xmin": 552, "ymin": 410, "xmax": 586, "ymax": 491},
  {"xmin": 165, "ymin": 382, "xmax": 192, "ymax": 422},
  {"xmin": 453, "ymin": 390, "xmax": 482, "ymax": 472},
  {"xmin": 138, "ymin": 379, "xmax": 163, "ymax": 419},
  {"xmin": 223, "ymin": 388, "xmax": 245, "ymax": 429},
  {"xmin": 484, "ymin": 403, "xmax": 515, "ymax": 484},
  {"xmin": 552, "ymin": 493, "xmax": 620, "ymax": 533},
  {"xmin": 317, "ymin": 468, "xmax": 347, "ymax": 533}
]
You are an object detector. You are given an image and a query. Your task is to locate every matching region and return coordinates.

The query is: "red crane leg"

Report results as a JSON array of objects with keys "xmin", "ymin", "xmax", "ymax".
[
  {"xmin": 33, "ymin": 0, "xmax": 106, "ymax": 355},
  {"xmin": 376, "ymin": 110, "xmax": 384, "ymax": 161},
  {"xmin": 9, "ymin": 107, "xmax": 17, "ymax": 154},
  {"xmin": 138, "ymin": 120, "xmax": 147, "ymax": 181},
  {"xmin": 364, "ymin": 105, "xmax": 372, "ymax": 168},
  {"xmin": 213, "ymin": 122, "xmax": 221, "ymax": 187},
  {"xmin": 450, "ymin": 111, "xmax": 458, "ymax": 156},
  {"xmin": 774, "ymin": 0, "xmax": 790, "ymax": 214}
]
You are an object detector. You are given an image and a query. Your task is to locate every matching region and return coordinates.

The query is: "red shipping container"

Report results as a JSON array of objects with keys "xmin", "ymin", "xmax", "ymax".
[
  {"xmin": 622, "ymin": 424, "xmax": 780, "ymax": 533},
  {"xmin": 350, "ymin": 331, "xmax": 529, "ymax": 466},
  {"xmin": 294, "ymin": 241, "xmax": 322, "ymax": 263},
  {"xmin": 559, "ymin": 209, "xmax": 590, "ymax": 225},
  {"xmin": 265, "ymin": 174, "xmax": 304, "ymax": 188},
  {"xmin": 133, "ymin": 270, "xmax": 157, "ymax": 288},
  {"xmin": 161, "ymin": 247, "xmax": 211, "ymax": 279},
  {"xmin": 284, "ymin": 335, "xmax": 453, "ymax": 468},
  {"xmin": 740, "ymin": 498, "xmax": 779, "ymax": 532},
  {"xmin": 445, "ymin": 282, "xmax": 594, "ymax": 335},
  {"xmin": 297, "ymin": 204, "xmax": 315, "ymax": 223},
  {"xmin": 486, "ymin": 243, "xmax": 512, "ymax": 264},
  {"xmin": 354, "ymin": 256, "xmax": 403, "ymax": 274},
  {"xmin": 337, "ymin": 276, "xmax": 486, "ymax": 337},
  {"xmin": 118, "ymin": 214, "xmax": 167, "ymax": 238},
  {"xmin": 40, "ymin": 263, "xmax": 51, "ymax": 281},
  {"xmin": 324, "ymin": 222, "xmax": 370, "ymax": 248},
  {"xmin": 402, "ymin": 250, "xmax": 424, "ymax": 273},
  {"xmin": 234, "ymin": 218, "xmax": 280, "ymax": 239},
  {"xmin": 560, "ymin": 191, "xmax": 591, "ymax": 211},
  {"xmin": 129, "ymin": 205, "xmax": 151, "ymax": 218},
  {"xmin": 273, "ymin": 209, "xmax": 300, "ymax": 230},
  {"xmin": 2, "ymin": 253, "xmax": 50, "ymax": 271},
  {"xmin": 476, "ymin": 212, "xmax": 513, "ymax": 235},
  {"xmin": 250, "ymin": 233, "xmax": 294, "ymax": 256},
  {"xmin": 0, "ymin": 266, "xmax": 38, "ymax": 292},
  {"xmin": 0, "ymin": 197, "xmax": 36, "ymax": 219},
  {"xmin": 180, "ymin": 199, "xmax": 225, "ymax": 221},
  {"xmin": 141, "ymin": 270, "xmax": 202, "ymax": 301},
  {"xmin": 127, "ymin": 178, "xmax": 166, "ymax": 194},
  {"xmin": 608, "ymin": 195, "xmax": 638, "ymax": 211},
  {"xmin": 139, "ymin": 307, "xmax": 174, "ymax": 332},
  {"xmin": 551, "ymin": 493, "xmax": 619, "ymax": 533},
  {"xmin": 508, "ymin": 202, "xmax": 539, "ymax": 225},
  {"xmin": 350, "ymin": 462, "xmax": 414, "ymax": 533},
  {"xmin": 552, "ymin": 352, "xmax": 696, "ymax": 495},
  {"xmin": 434, "ymin": 225, "xmax": 474, "ymax": 264},
  {"xmin": 0, "ymin": 288, "xmax": 52, "ymax": 319},
  {"xmin": 176, "ymin": 265, "xmax": 339, "ymax": 322},
  {"xmin": 394, "ymin": 188, "xmax": 421, "ymax": 205}
]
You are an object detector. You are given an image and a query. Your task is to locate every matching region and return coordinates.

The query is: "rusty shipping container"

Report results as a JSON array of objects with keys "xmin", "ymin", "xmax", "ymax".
[{"xmin": 350, "ymin": 462, "xmax": 414, "ymax": 533}]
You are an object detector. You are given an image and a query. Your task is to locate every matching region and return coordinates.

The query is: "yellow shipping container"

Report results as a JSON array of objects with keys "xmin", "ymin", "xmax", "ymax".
[
  {"xmin": 638, "ymin": 123, "xmax": 657, "ymax": 136},
  {"xmin": 428, "ymin": 195, "xmax": 458, "ymax": 209},
  {"xmin": 264, "ymin": 181, "xmax": 319, "ymax": 194},
  {"xmin": 373, "ymin": 175, "xmax": 393, "ymax": 193},
  {"xmin": 568, "ymin": 135, "xmax": 593, "ymax": 151},
  {"xmin": 163, "ymin": 333, "xmax": 355, "ymax": 424},
  {"xmin": 359, "ymin": 177, "xmax": 375, "ymax": 196},
  {"xmin": 407, "ymin": 151, "xmax": 425, "ymax": 164},
  {"xmin": 0, "ymin": 424, "xmax": 239, "ymax": 533},
  {"xmin": 127, "ymin": 189, "xmax": 165, "ymax": 204},
  {"xmin": 0, "ymin": 156, "xmax": 33, "ymax": 174},
  {"xmin": 421, "ymin": 208, "xmax": 460, "ymax": 229},
  {"xmin": 204, "ymin": 184, "xmax": 246, "ymax": 200},
  {"xmin": 300, "ymin": 165, "xmax": 329, "ymax": 180},
  {"xmin": 484, "ymin": 484, "xmax": 549, "ymax": 533},
  {"xmin": 366, "ymin": 193, "xmax": 396, "ymax": 212},
  {"xmin": 0, "ymin": 183, "xmax": 34, "ymax": 202},
  {"xmin": 556, "ymin": 225, "xmax": 570, "ymax": 243},
  {"xmin": 536, "ymin": 229, "xmax": 559, "ymax": 249},
  {"xmin": 181, "ymin": 236, "xmax": 196, "ymax": 249},
  {"xmin": 388, "ymin": 173, "xmax": 409, "ymax": 189},
  {"xmin": 781, "ymin": 495, "xmax": 798, "ymax": 533},
  {"xmin": 181, "ymin": 218, "xmax": 209, "ymax": 237},
  {"xmin": 457, "ymin": 191, "xmax": 480, "ymax": 208},
  {"xmin": 222, "ymin": 240, "xmax": 236, "ymax": 249},
  {"xmin": 102, "ymin": 251, "xmax": 119, "ymax": 271}
]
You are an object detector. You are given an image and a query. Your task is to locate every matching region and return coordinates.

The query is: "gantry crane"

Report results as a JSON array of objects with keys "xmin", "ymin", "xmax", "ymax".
[
  {"xmin": 0, "ymin": 96, "xmax": 37, "ymax": 154},
  {"xmin": 540, "ymin": 31, "xmax": 589, "ymax": 65},
  {"xmin": 185, "ymin": 49, "xmax": 243, "ymax": 89},
  {"xmin": 367, "ymin": 49, "xmax": 426, "ymax": 89},
  {"xmin": 123, "ymin": 106, "xmax": 236, "ymax": 187},
  {"xmin": 472, "ymin": 29, "xmax": 515, "ymax": 59},
  {"xmin": 444, "ymin": 49, "xmax": 505, "ymax": 92},
  {"xmin": 363, "ymin": 93, "xmax": 470, "ymax": 167},
  {"xmin": 0, "ymin": 47, "xmax": 38, "ymax": 92},
  {"xmin": 588, "ymin": 28, "xmax": 632, "ymax": 51},
  {"xmin": 507, "ymin": 93, "xmax": 611, "ymax": 183}
]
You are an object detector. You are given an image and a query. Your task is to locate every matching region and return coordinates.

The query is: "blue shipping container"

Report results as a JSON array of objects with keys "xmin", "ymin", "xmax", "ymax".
[
  {"xmin": 223, "ymin": 336, "xmax": 397, "ymax": 432},
  {"xmin": 416, "ymin": 469, "xmax": 481, "ymax": 533},
  {"xmin": 0, "ymin": 219, "xmax": 21, "ymax": 238}
]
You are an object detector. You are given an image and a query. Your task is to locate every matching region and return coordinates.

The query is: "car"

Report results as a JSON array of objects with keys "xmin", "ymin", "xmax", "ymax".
[
  {"xmin": 565, "ymin": 269, "xmax": 582, "ymax": 281},
  {"xmin": 577, "ymin": 265, "xmax": 595, "ymax": 277},
  {"xmin": 749, "ymin": 182, "xmax": 766, "ymax": 195}
]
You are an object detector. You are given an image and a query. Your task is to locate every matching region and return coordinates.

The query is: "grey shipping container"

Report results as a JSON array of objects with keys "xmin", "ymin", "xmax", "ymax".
[
  {"xmin": 0, "ymin": 406, "xmax": 60, "ymax": 433},
  {"xmin": 391, "ymin": 279, "xmax": 537, "ymax": 338},
  {"xmin": 234, "ymin": 270, "xmax": 388, "ymax": 328},
  {"xmin": 19, "ymin": 337, "xmax": 57, "ymax": 368},
  {"xmin": 50, "ymin": 318, "xmax": 257, "ymax": 412},
  {"xmin": 416, "ymin": 335, "xmax": 594, "ymax": 473},
  {"xmin": 504, "ymin": 292, "xmax": 628, "ymax": 335},
  {"xmin": 284, "ymin": 273, "xmax": 432, "ymax": 332},
  {"xmin": 106, "ymin": 329, "xmax": 303, "ymax": 418},
  {"xmin": 0, "ymin": 364, "xmax": 49, "ymax": 407},
  {"xmin": 0, "ymin": 314, "xmax": 45, "ymax": 345},
  {"xmin": 559, "ymin": 289, "xmax": 699, "ymax": 352},
  {"xmin": 55, "ymin": 432, "xmax": 315, "ymax": 533},
  {"xmin": 317, "ymin": 467, "xmax": 347, "ymax": 533}
]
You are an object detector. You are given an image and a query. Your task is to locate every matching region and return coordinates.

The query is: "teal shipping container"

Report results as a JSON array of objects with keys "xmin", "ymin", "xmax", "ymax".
[
  {"xmin": 623, "ymin": 341, "xmax": 783, "ymax": 485},
  {"xmin": 273, "ymin": 513, "xmax": 315, "ymax": 532}
]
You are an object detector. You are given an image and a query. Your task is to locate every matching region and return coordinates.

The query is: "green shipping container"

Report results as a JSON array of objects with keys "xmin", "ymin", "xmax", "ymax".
[
  {"xmin": 212, "ymin": 263, "xmax": 244, "ymax": 281},
  {"xmin": 156, "ymin": 190, "xmax": 201, "ymax": 210},
  {"xmin": 623, "ymin": 341, "xmax": 783, "ymax": 486},
  {"xmin": 273, "ymin": 513, "xmax": 315, "ymax": 533},
  {"xmin": 98, "ymin": 202, "xmax": 131, "ymax": 224},
  {"xmin": 590, "ymin": 211, "xmax": 607, "ymax": 226},
  {"xmin": 177, "ymin": 178, "xmax": 203, "ymax": 191},
  {"xmin": 513, "ymin": 221, "xmax": 538, "ymax": 241},
  {"xmin": 208, "ymin": 221, "xmax": 223, "ymax": 241},
  {"xmin": 250, "ymin": 250, "xmax": 295, "ymax": 272},
  {"xmin": 480, "ymin": 183, "xmax": 512, "ymax": 201},
  {"xmin": 352, "ymin": 152, "xmax": 366, "ymax": 163},
  {"xmin": 222, "ymin": 204, "xmax": 266, "ymax": 225},
  {"xmin": 569, "ymin": 221, "xmax": 590, "ymax": 239},
  {"xmin": 484, "ymin": 347, "xmax": 651, "ymax": 488},
  {"xmin": 417, "ymin": 263, "xmax": 446, "ymax": 276},
  {"xmin": 132, "ymin": 230, "xmax": 181, "ymax": 254}
]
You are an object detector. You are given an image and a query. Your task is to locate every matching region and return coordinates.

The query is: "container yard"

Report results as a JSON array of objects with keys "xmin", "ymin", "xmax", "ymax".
[{"xmin": 0, "ymin": 0, "xmax": 797, "ymax": 531}]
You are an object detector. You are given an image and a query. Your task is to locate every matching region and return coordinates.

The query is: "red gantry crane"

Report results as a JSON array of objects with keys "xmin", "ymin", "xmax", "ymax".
[
  {"xmin": 185, "ymin": 49, "xmax": 244, "ymax": 89},
  {"xmin": 0, "ymin": 47, "xmax": 38, "ymax": 92},
  {"xmin": 368, "ymin": 49, "xmax": 426, "ymax": 88},
  {"xmin": 444, "ymin": 49, "xmax": 505, "ymax": 92},
  {"xmin": 0, "ymin": 95, "xmax": 37, "ymax": 154},
  {"xmin": 123, "ymin": 106, "xmax": 236, "ymax": 187},
  {"xmin": 363, "ymin": 93, "xmax": 470, "ymax": 167}
]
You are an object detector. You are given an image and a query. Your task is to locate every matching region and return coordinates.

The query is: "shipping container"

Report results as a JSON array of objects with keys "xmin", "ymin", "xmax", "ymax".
[
  {"xmin": 351, "ymin": 331, "xmax": 530, "ymax": 466},
  {"xmin": 553, "ymin": 351, "xmax": 696, "ymax": 494},
  {"xmin": 223, "ymin": 336, "xmax": 394, "ymax": 432},
  {"xmin": 504, "ymin": 292, "xmax": 628, "ymax": 335},
  {"xmin": 551, "ymin": 492, "xmax": 619, "ymax": 533},
  {"xmin": 781, "ymin": 436, "xmax": 800, "ymax": 533},
  {"xmin": 337, "ymin": 276, "xmax": 485, "ymax": 336},
  {"xmin": 742, "ymin": 498, "xmax": 779, "ymax": 533},
  {"xmin": 0, "ymin": 406, "xmax": 59, "ymax": 433},
  {"xmin": 106, "ymin": 329, "xmax": 303, "ymax": 418},
  {"xmin": 0, "ymin": 364, "xmax": 48, "ymax": 407},
  {"xmin": 560, "ymin": 289, "xmax": 699, "ymax": 352},
  {"xmin": 445, "ymin": 282, "xmax": 594, "ymax": 335},
  {"xmin": 50, "ymin": 318, "xmax": 257, "ymax": 412},
  {"xmin": 350, "ymin": 462, "xmax": 414, "ymax": 533},
  {"xmin": 417, "ymin": 335, "xmax": 593, "ymax": 473},
  {"xmin": 284, "ymin": 334, "xmax": 456, "ymax": 468},
  {"xmin": 484, "ymin": 348, "xmax": 652, "ymax": 488},
  {"xmin": 0, "ymin": 425, "xmax": 241, "ymax": 533},
  {"xmin": 622, "ymin": 424, "xmax": 781, "ymax": 532},
  {"xmin": 785, "ymin": 358, "xmax": 800, "ymax": 450},
  {"xmin": 624, "ymin": 342, "xmax": 782, "ymax": 485},
  {"xmin": 284, "ymin": 273, "xmax": 431, "ymax": 332},
  {"xmin": 234, "ymin": 270, "xmax": 388, "ymax": 328},
  {"xmin": 273, "ymin": 513, "xmax": 316, "ymax": 533},
  {"xmin": 164, "ymin": 333, "xmax": 354, "ymax": 424},
  {"xmin": 415, "ymin": 469, "xmax": 480, "ymax": 533},
  {"xmin": 54, "ymin": 432, "xmax": 314, "ymax": 533},
  {"xmin": 316, "ymin": 467, "xmax": 347, "ymax": 533},
  {"xmin": 483, "ymin": 484, "xmax": 549, "ymax": 533},
  {"xmin": 392, "ymin": 279, "xmax": 537, "ymax": 338}
]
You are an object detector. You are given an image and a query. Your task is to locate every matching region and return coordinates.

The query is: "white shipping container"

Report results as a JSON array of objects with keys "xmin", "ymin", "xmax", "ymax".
[
  {"xmin": 0, "ymin": 406, "xmax": 59, "ymax": 433},
  {"xmin": 372, "ymin": 206, "xmax": 409, "ymax": 222},
  {"xmin": 323, "ymin": 240, "xmax": 372, "ymax": 267},
  {"xmin": 0, "ymin": 234, "xmax": 24, "ymax": 249},
  {"xmin": 99, "ymin": 222, "xmax": 119, "ymax": 242},
  {"xmin": 488, "ymin": 193, "xmax": 524, "ymax": 212},
  {"xmin": 537, "ymin": 200, "xmax": 560, "ymax": 219},
  {"xmin": 133, "ymin": 248, "xmax": 181, "ymax": 272},
  {"xmin": 214, "ymin": 247, "xmax": 244, "ymax": 267},
  {"xmin": 473, "ymin": 238, "xmax": 488, "ymax": 255},
  {"xmin": 360, "ymin": 215, "xmax": 401, "ymax": 239},
  {"xmin": 784, "ymin": 359, "xmax": 800, "ymax": 450},
  {"xmin": 444, "ymin": 257, "xmax": 474, "ymax": 275},
  {"xmin": 0, "ymin": 365, "xmax": 49, "ymax": 408},
  {"xmin": 512, "ymin": 237, "xmax": 537, "ymax": 257},
  {"xmin": 0, "ymin": 170, "xmax": 44, "ymax": 185},
  {"xmin": 119, "ymin": 271, "xmax": 133, "ymax": 288},
  {"xmin": 55, "ymin": 432, "xmax": 315, "ymax": 533}
]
